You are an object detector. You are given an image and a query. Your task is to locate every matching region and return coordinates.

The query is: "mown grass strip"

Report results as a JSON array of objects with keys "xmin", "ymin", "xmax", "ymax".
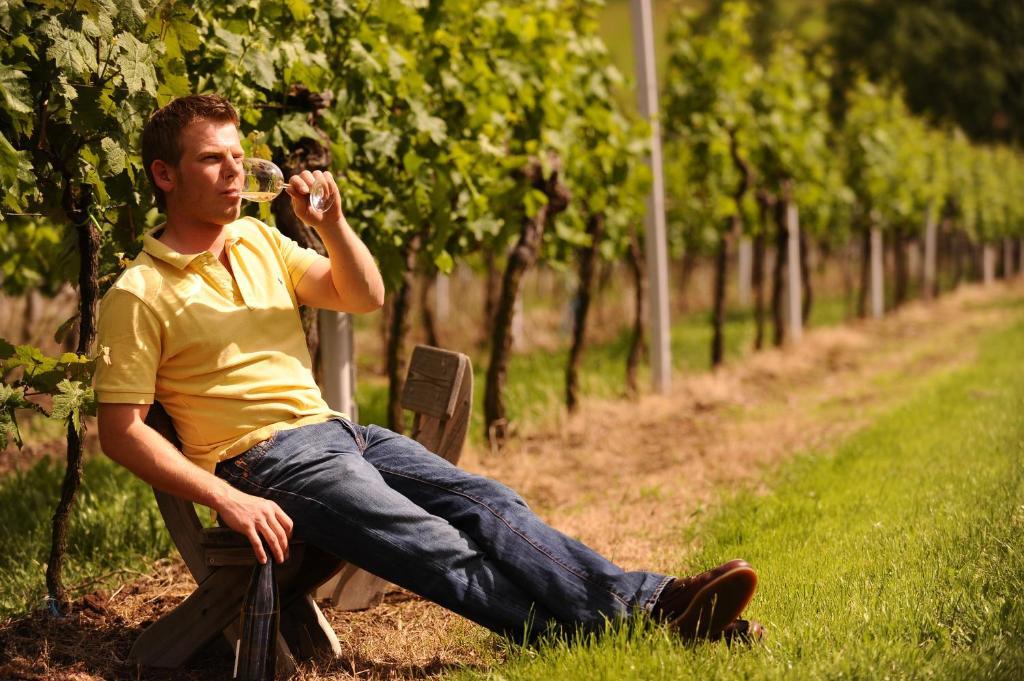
[{"xmin": 461, "ymin": 309, "xmax": 1024, "ymax": 679}]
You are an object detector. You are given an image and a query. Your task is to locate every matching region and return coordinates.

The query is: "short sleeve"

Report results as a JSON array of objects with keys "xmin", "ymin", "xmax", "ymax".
[
  {"xmin": 92, "ymin": 288, "xmax": 162, "ymax": 404},
  {"xmin": 265, "ymin": 222, "xmax": 322, "ymax": 290}
]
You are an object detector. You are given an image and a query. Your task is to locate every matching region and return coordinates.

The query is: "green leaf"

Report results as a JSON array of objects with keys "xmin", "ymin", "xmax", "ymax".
[
  {"xmin": 285, "ymin": 0, "xmax": 312, "ymax": 21},
  {"xmin": 277, "ymin": 114, "xmax": 322, "ymax": 144},
  {"xmin": 101, "ymin": 137, "xmax": 127, "ymax": 175},
  {"xmin": 433, "ymin": 250, "xmax": 454, "ymax": 274},
  {"xmin": 410, "ymin": 100, "xmax": 447, "ymax": 145},
  {"xmin": 0, "ymin": 383, "xmax": 32, "ymax": 449},
  {"xmin": 113, "ymin": 32, "xmax": 158, "ymax": 96},
  {"xmin": 50, "ymin": 379, "xmax": 93, "ymax": 434},
  {"xmin": 45, "ymin": 21, "xmax": 100, "ymax": 74},
  {"xmin": 0, "ymin": 66, "xmax": 33, "ymax": 118},
  {"xmin": 10, "ymin": 34, "xmax": 39, "ymax": 59},
  {"xmin": 54, "ymin": 315, "xmax": 80, "ymax": 346},
  {"xmin": 243, "ymin": 48, "xmax": 276, "ymax": 90}
]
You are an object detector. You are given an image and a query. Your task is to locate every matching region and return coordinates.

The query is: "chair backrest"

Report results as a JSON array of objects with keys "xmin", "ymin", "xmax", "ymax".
[{"xmin": 401, "ymin": 345, "xmax": 473, "ymax": 465}]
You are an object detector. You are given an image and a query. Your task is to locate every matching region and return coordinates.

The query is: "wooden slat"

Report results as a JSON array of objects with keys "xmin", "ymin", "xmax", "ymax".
[
  {"xmin": 408, "ymin": 350, "xmax": 472, "ymax": 465},
  {"xmin": 200, "ymin": 526, "xmax": 251, "ymax": 547},
  {"xmin": 280, "ymin": 595, "xmax": 341, "ymax": 660},
  {"xmin": 153, "ymin": 493, "xmax": 210, "ymax": 581},
  {"xmin": 146, "ymin": 403, "xmax": 212, "ymax": 583},
  {"xmin": 200, "ymin": 528, "xmax": 312, "ymax": 568},
  {"xmin": 401, "ymin": 345, "xmax": 466, "ymax": 419},
  {"xmin": 324, "ymin": 563, "xmax": 388, "ymax": 611},
  {"xmin": 129, "ymin": 566, "xmax": 251, "ymax": 668}
]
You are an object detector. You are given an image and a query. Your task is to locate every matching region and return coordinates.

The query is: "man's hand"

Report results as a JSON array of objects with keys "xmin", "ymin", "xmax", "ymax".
[
  {"xmin": 284, "ymin": 167, "xmax": 385, "ymax": 314},
  {"xmin": 215, "ymin": 486, "xmax": 294, "ymax": 565},
  {"xmin": 285, "ymin": 169, "xmax": 345, "ymax": 231}
]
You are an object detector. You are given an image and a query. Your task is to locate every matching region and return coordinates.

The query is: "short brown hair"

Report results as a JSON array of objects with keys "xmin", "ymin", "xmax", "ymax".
[{"xmin": 141, "ymin": 94, "xmax": 239, "ymax": 210}]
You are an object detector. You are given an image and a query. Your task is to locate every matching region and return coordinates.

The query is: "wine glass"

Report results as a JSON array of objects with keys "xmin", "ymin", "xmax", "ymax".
[{"xmin": 240, "ymin": 158, "xmax": 334, "ymax": 212}]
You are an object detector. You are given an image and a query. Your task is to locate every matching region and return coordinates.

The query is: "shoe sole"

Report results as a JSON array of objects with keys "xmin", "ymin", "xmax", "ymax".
[
  {"xmin": 669, "ymin": 563, "xmax": 758, "ymax": 640},
  {"xmin": 717, "ymin": 618, "xmax": 765, "ymax": 645}
]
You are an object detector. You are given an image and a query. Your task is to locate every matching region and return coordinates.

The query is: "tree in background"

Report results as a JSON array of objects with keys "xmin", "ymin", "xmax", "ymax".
[{"xmin": 829, "ymin": 0, "xmax": 1024, "ymax": 145}]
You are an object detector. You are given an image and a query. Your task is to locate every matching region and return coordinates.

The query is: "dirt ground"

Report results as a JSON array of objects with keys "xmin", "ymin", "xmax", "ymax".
[{"xmin": 1, "ymin": 281, "xmax": 1021, "ymax": 680}]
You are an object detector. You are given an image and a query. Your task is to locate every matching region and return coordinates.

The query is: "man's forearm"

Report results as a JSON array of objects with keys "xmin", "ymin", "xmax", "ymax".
[
  {"xmin": 103, "ymin": 419, "xmax": 233, "ymax": 510},
  {"xmin": 318, "ymin": 217, "xmax": 385, "ymax": 312}
]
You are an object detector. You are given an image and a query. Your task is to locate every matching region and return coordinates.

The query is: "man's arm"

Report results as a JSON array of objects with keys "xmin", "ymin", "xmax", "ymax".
[
  {"xmin": 286, "ymin": 169, "xmax": 386, "ymax": 313},
  {"xmin": 98, "ymin": 403, "xmax": 292, "ymax": 564}
]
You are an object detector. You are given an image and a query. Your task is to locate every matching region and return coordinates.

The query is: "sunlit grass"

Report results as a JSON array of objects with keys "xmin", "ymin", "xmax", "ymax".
[{"xmin": 452, "ymin": 310, "xmax": 1024, "ymax": 679}]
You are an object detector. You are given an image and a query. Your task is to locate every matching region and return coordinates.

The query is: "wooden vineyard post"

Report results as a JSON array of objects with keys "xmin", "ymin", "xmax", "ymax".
[
  {"xmin": 785, "ymin": 199, "xmax": 803, "ymax": 342},
  {"xmin": 631, "ymin": 0, "xmax": 672, "ymax": 393},
  {"xmin": 982, "ymin": 243, "xmax": 996, "ymax": 285},
  {"xmin": 738, "ymin": 236, "xmax": 753, "ymax": 307},
  {"xmin": 320, "ymin": 311, "xmax": 358, "ymax": 423},
  {"xmin": 906, "ymin": 237, "xmax": 918, "ymax": 288},
  {"xmin": 870, "ymin": 227, "xmax": 885, "ymax": 319},
  {"xmin": 435, "ymin": 273, "xmax": 450, "ymax": 323},
  {"xmin": 923, "ymin": 215, "xmax": 938, "ymax": 300}
]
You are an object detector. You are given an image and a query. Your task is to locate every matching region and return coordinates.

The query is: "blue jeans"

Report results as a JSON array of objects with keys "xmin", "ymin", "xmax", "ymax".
[{"xmin": 215, "ymin": 418, "xmax": 671, "ymax": 641}]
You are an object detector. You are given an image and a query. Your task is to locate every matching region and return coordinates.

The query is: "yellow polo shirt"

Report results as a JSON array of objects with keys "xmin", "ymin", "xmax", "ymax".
[{"xmin": 93, "ymin": 216, "xmax": 344, "ymax": 473}]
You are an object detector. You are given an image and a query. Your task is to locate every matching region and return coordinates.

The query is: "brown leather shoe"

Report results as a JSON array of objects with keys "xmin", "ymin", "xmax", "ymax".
[
  {"xmin": 717, "ymin": 618, "xmax": 765, "ymax": 645},
  {"xmin": 652, "ymin": 559, "xmax": 758, "ymax": 640}
]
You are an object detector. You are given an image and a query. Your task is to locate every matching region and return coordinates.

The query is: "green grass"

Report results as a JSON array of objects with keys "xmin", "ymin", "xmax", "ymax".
[
  {"xmin": 453, "ymin": 306, "xmax": 1024, "ymax": 679},
  {"xmin": 0, "ymin": 457, "xmax": 172, "ymax": 617}
]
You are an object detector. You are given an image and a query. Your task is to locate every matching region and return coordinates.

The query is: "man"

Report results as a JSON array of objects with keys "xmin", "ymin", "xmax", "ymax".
[{"xmin": 94, "ymin": 94, "xmax": 760, "ymax": 647}]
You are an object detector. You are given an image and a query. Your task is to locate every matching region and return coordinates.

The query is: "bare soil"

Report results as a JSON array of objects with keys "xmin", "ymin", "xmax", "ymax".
[{"xmin": 1, "ymin": 281, "xmax": 1021, "ymax": 680}]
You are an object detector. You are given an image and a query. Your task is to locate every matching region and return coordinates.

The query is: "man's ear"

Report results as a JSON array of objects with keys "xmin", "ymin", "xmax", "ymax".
[{"xmin": 150, "ymin": 159, "xmax": 176, "ymax": 194}]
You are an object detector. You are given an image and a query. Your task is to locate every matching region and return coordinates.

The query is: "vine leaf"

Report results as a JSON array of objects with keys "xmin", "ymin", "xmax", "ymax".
[
  {"xmin": 101, "ymin": 137, "xmax": 126, "ymax": 175},
  {"xmin": 50, "ymin": 380, "xmax": 95, "ymax": 435},
  {"xmin": 113, "ymin": 32, "xmax": 158, "ymax": 96},
  {"xmin": 0, "ymin": 383, "xmax": 32, "ymax": 449}
]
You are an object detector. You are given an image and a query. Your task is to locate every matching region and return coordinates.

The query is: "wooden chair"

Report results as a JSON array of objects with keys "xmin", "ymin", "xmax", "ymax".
[{"xmin": 128, "ymin": 345, "xmax": 473, "ymax": 676}]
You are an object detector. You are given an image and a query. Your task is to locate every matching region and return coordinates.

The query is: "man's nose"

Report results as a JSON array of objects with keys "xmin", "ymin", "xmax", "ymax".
[{"xmin": 224, "ymin": 157, "xmax": 243, "ymax": 180}]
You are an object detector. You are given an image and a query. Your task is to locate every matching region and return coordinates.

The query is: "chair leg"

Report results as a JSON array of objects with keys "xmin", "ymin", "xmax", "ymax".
[
  {"xmin": 280, "ymin": 594, "xmax": 342, "ymax": 660},
  {"xmin": 221, "ymin": 619, "xmax": 299, "ymax": 678},
  {"xmin": 129, "ymin": 566, "xmax": 250, "ymax": 668}
]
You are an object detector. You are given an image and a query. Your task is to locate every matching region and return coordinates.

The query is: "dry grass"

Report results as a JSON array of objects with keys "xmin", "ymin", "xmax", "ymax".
[{"xmin": 1, "ymin": 281, "xmax": 1021, "ymax": 680}]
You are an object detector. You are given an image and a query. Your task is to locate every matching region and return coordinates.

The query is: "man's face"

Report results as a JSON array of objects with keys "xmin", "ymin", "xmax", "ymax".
[{"xmin": 162, "ymin": 119, "xmax": 244, "ymax": 226}]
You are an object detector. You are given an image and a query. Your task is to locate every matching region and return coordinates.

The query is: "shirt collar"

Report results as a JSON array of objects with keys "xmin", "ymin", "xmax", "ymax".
[{"xmin": 142, "ymin": 221, "xmax": 247, "ymax": 270}]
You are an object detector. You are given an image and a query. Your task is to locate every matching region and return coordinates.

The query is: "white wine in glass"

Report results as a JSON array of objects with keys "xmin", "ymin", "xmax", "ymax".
[{"xmin": 240, "ymin": 158, "xmax": 334, "ymax": 211}]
